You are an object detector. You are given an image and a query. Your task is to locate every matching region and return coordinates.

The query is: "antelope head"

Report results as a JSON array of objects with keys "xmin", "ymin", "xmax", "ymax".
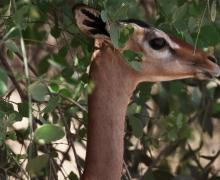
[{"xmin": 74, "ymin": 4, "xmax": 220, "ymax": 82}]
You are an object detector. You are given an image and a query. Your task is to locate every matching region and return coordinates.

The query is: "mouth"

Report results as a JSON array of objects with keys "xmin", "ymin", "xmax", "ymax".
[
  {"xmin": 194, "ymin": 59, "xmax": 220, "ymax": 80},
  {"xmin": 196, "ymin": 72, "xmax": 212, "ymax": 80},
  {"xmin": 196, "ymin": 68, "xmax": 220, "ymax": 80}
]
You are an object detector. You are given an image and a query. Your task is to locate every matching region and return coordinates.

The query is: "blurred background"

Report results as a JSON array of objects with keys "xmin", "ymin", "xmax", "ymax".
[{"xmin": 0, "ymin": 0, "xmax": 220, "ymax": 179}]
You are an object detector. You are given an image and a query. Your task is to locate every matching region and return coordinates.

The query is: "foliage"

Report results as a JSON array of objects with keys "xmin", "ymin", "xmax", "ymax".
[{"xmin": 0, "ymin": 0, "xmax": 220, "ymax": 179}]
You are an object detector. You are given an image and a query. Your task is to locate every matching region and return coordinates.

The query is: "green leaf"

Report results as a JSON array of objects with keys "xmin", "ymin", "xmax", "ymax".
[
  {"xmin": 128, "ymin": 115, "xmax": 143, "ymax": 138},
  {"xmin": 8, "ymin": 111, "xmax": 22, "ymax": 125},
  {"xmin": 38, "ymin": 56, "xmax": 50, "ymax": 75},
  {"xmin": 0, "ymin": 100, "xmax": 14, "ymax": 113},
  {"xmin": 143, "ymin": 169, "xmax": 155, "ymax": 180},
  {"xmin": 14, "ymin": 5, "xmax": 30, "ymax": 26},
  {"xmin": 0, "ymin": 111, "xmax": 6, "ymax": 146},
  {"xmin": 18, "ymin": 102, "xmax": 29, "ymax": 117},
  {"xmin": 61, "ymin": 67, "xmax": 74, "ymax": 82},
  {"xmin": 152, "ymin": 169, "xmax": 174, "ymax": 180},
  {"xmin": 129, "ymin": 61, "xmax": 141, "ymax": 72},
  {"xmin": 101, "ymin": 10, "xmax": 108, "ymax": 22},
  {"xmin": 112, "ymin": 3, "xmax": 129, "ymax": 20},
  {"xmin": 183, "ymin": 32, "xmax": 194, "ymax": 45},
  {"xmin": 63, "ymin": 5, "xmax": 73, "ymax": 30},
  {"xmin": 0, "ymin": 111, "xmax": 5, "ymax": 120},
  {"xmin": 0, "ymin": 68, "xmax": 8, "ymax": 96},
  {"xmin": 127, "ymin": 103, "xmax": 141, "ymax": 116},
  {"xmin": 51, "ymin": 25, "xmax": 61, "ymax": 38},
  {"xmin": 58, "ymin": 46, "xmax": 68, "ymax": 58},
  {"xmin": 200, "ymin": 25, "xmax": 220, "ymax": 46},
  {"xmin": 0, "ymin": 68, "xmax": 8, "ymax": 84},
  {"xmin": 4, "ymin": 40, "xmax": 19, "ymax": 53},
  {"xmin": 119, "ymin": 25, "xmax": 134, "ymax": 47},
  {"xmin": 59, "ymin": 89, "xmax": 72, "ymax": 98},
  {"xmin": 4, "ymin": 1, "xmax": 11, "ymax": 16},
  {"xmin": 43, "ymin": 96, "xmax": 60, "ymax": 113},
  {"xmin": 68, "ymin": 172, "xmax": 79, "ymax": 180},
  {"xmin": 168, "ymin": 81, "xmax": 184, "ymax": 95},
  {"xmin": 22, "ymin": 24, "xmax": 46, "ymax": 43},
  {"xmin": 167, "ymin": 129, "xmax": 177, "ymax": 141},
  {"xmin": 123, "ymin": 50, "xmax": 142, "ymax": 62},
  {"xmin": 49, "ymin": 82, "xmax": 59, "ymax": 93},
  {"xmin": 191, "ymin": 87, "xmax": 202, "ymax": 106},
  {"xmin": 137, "ymin": 82, "xmax": 152, "ymax": 103},
  {"xmin": 50, "ymin": 53, "xmax": 66, "ymax": 69},
  {"xmin": 122, "ymin": 50, "xmax": 142, "ymax": 71},
  {"xmin": 30, "ymin": 82, "xmax": 48, "ymax": 101},
  {"xmin": 6, "ymin": 49, "xmax": 15, "ymax": 60},
  {"xmin": 29, "ymin": 6, "xmax": 40, "ymax": 20},
  {"xmin": 0, "ymin": 80, "xmax": 7, "ymax": 97},
  {"xmin": 158, "ymin": 0, "xmax": 177, "ymax": 16},
  {"xmin": 26, "ymin": 154, "xmax": 49, "ymax": 176},
  {"xmin": 176, "ymin": 113, "xmax": 183, "ymax": 129},
  {"xmin": 6, "ymin": 131, "xmax": 17, "ymax": 141},
  {"xmin": 34, "ymin": 124, "xmax": 65, "ymax": 144},
  {"xmin": 172, "ymin": 3, "xmax": 188, "ymax": 30},
  {"xmin": 86, "ymin": 81, "xmax": 95, "ymax": 95},
  {"xmin": 188, "ymin": 17, "xmax": 198, "ymax": 33},
  {"xmin": 212, "ymin": 103, "xmax": 220, "ymax": 114},
  {"xmin": 109, "ymin": 23, "xmax": 120, "ymax": 48},
  {"xmin": 173, "ymin": 3, "xmax": 188, "ymax": 22},
  {"xmin": 210, "ymin": 0, "xmax": 217, "ymax": 22}
]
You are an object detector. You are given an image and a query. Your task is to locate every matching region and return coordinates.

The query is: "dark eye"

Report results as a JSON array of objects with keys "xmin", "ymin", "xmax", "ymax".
[{"xmin": 149, "ymin": 38, "xmax": 167, "ymax": 50}]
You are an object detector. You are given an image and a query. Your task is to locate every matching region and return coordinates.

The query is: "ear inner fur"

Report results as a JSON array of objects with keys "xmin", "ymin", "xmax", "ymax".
[{"xmin": 74, "ymin": 5, "xmax": 109, "ymax": 37}]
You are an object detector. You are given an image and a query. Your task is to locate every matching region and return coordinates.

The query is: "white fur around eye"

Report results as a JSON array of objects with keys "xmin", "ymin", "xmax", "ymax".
[
  {"xmin": 153, "ymin": 29, "xmax": 180, "ymax": 49},
  {"xmin": 143, "ymin": 41, "xmax": 172, "ymax": 60}
]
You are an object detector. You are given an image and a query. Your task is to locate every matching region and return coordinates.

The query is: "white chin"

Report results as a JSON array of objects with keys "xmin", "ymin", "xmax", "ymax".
[{"xmin": 195, "ymin": 72, "xmax": 213, "ymax": 80}]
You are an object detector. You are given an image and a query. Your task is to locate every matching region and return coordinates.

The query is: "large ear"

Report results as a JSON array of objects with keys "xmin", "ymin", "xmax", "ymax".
[{"xmin": 73, "ymin": 4, "xmax": 109, "ymax": 39}]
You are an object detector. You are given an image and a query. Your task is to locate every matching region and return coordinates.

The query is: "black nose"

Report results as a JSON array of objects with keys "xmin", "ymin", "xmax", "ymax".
[{"xmin": 208, "ymin": 55, "xmax": 217, "ymax": 63}]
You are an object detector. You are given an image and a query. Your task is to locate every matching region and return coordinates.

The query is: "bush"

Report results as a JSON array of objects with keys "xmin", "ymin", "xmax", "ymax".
[{"xmin": 0, "ymin": 0, "xmax": 220, "ymax": 179}]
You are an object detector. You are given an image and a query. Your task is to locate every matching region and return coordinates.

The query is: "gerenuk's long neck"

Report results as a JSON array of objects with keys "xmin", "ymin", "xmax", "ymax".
[{"xmin": 82, "ymin": 44, "xmax": 138, "ymax": 180}]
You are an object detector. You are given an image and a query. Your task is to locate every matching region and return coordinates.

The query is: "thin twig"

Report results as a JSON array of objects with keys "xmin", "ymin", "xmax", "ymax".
[
  {"xmin": 15, "ymin": 52, "xmax": 38, "ymax": 77},
  {"xmin": 61, "ymin": 95, "xmax": 88, "ymax": 113},
  {"xmin": 13, "ymin": 0, "xmax": 34, "ymax": 171},
  {"xmin": 71, "ymin": 138, "xmax": 82, "ymax": 177},
  {"xmin": 205, "ymin": 150, "xmax": 220, "ymax": 169},
  {"xmin": 66, "ymin": 131, "xmax": 82, "ymax": 178},
  {"xmin": 150, "ymin": 111, "xmax": 200, "ymax": 168},
  {"xmin": 187, "ymin": 143, "xmax": 204, "ymax": 171},
  {"xmin": 150, "ymin": 141, "xmax": 182, "ymax": 168},
  {"xmin": 123, "ymin": 160, "xmax": 132, "ymax": 180},
  {"xmin": 193, "ymin": 0, "xmax": 208, "ymax": 54},
  {"xmin": 61, "ymin": 108, "xmax": 82, "ymax": 178},
  {"xmin": 50, "ymin": 158, "xmax": 59, "ymax": 180},
  {"xmin": 0, "ymin": 49, "xmax": 26, "ymax": 100},
  {"xmin": 8, "ymin": 150, "xmax": 29, "ymax": 179},
  {"xmin": 60, "ymin": 145, "xmax": 72, "ymax": 166}
]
